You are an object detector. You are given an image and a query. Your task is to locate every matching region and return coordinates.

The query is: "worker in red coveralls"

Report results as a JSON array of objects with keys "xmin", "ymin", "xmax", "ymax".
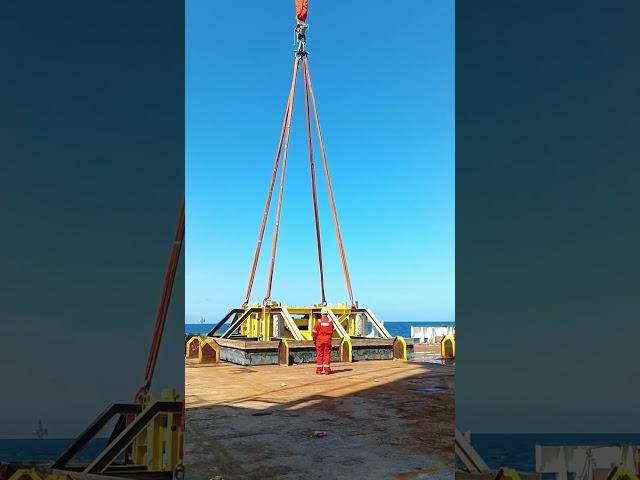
[{"xmin": 312, "ymin": 307, "xmax": 334, "ymax": 374}]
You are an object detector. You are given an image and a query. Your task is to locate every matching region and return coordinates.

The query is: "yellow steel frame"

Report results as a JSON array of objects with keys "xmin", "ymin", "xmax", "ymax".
[
  {"xmin": 196, "ymin": 303, "xmax": 402, "ymax": 365},
  {"xmin": 7, "ymin": 470, "xmax": 69, "ymax": 480},
  {"xmin": 496, "ymin": 468, "xmax": 522, "ymax": 480},
  {"xmin": 231, "ymin": 302, "xmax": 356, "ymax": 342},
  {"xmin": 8, "ymin": 469, "xmax": 43, "ymax": 480},
  {"xmin": 198, "ymin": 338, "xmax": 220, "ymax": 364},
  {"xmin": 441, "ymin": 335, "xmax": 456, "ymax": 359},
  {"xmin": 394, "ymin": 336, "xmax": 408, "ymax": 360},
  {"xmin": 339, "ymin": 336, "xmax": 353, "ymax": 362},
  {"xmin": 607, "ymin": 466, "xmax": 639, "ymax": 480},
  {"xmin": 131, "ymin": 388, "xmax": 182, "ymax": 472},
  {"xmin": 185, "ymin": 336, "xmax": 201, "ymax": 358},
  {"xmin": 194, "ymin": 305, "xmax": 413, "ymax": 366}
]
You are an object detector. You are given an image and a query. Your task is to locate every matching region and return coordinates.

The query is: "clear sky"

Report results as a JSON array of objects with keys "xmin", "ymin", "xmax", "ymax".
[{"xmin": 186, "ymin": 0, "xmax": 454, "ymax": 324}]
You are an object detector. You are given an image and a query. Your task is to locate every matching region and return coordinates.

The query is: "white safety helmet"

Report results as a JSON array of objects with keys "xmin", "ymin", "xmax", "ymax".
[{"xmin": 320, "ymin": 307, "xmax": 329, "ymax": 315}]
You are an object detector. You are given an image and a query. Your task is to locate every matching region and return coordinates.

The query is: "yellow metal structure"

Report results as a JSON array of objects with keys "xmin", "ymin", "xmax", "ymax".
[
  {"xmin": 198, "ymin": 338, "xmax": 220, "ymax": 364},
  {"xmin": 394, "ymin": 336, "xmax": 408, "ymax": 360},
  {"xmin": 441, "ymin": 335, "xmax": 455, "ymax": 359},
  {"xmin": 495, "ymin": 468, "xmax": 521, "ymax": 480},
  {"xmin": 186, "ymin": 336, "xmax": 202, "ymax": 358},
  {"xmin": 131, "ymin": 388, "xmax": 182, "ymax": 473},
  {"xmin": 212, "ymin": 302, "xmax": 391, "ymax": 343},
  {"xmin": 6, "ymin": 470, "xmax": 68, "ymax": 480},
  {"xmin": 52, "ymin": 392, "xmax": 183, "ymax": 478},
  {"xmin": 8, "ymin": 469, "xmax": 43, "ymax": 480},
  {"xmin": 607, "ymin": 466, "xmax": 639, "ymax": 480},
  {"xmin": 234, "ymin": 302, "xmax": 353, "ymax": 341},
  {"xmin": 339, "ymin": 336, "xmax": 353, "ymax": 362},
  {"xmin": 200, "ymin": 303, "xmax": 405, "ymax": 366},
  {"xmin": 278, "ymin": 338, "xmax": 290, "ymax": 365}
]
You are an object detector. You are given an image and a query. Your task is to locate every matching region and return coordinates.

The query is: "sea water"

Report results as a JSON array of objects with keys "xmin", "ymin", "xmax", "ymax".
[
  {"xmin": 0, "ymin": 437, "xmax": 106, "ymax": 464},
  {"xmin": 185, "ymin": 320, "xmax": 455, "ymax": 337},
  {"xmin": 471, "ymin": 433, "xmax": 640, "ymax": 473}
]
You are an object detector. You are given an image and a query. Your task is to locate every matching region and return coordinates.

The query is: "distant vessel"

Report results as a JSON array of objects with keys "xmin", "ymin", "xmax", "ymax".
[{"xmin": 34, "ymin": 419, "xmax": 48, "ymax": 439}]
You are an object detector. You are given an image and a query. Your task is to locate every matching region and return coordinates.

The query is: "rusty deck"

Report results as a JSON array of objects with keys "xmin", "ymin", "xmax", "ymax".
[{"xmin": 185, "ymin": 358, "xmax": 454, "ymax": 480}]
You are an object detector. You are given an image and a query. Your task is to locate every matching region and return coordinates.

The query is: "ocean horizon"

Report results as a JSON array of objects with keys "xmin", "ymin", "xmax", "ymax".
[
  {"xmin": 185, "ymin": 320, "xmax": 455, "ymax": 337},
  {"xmin": 0, "ymin": 437, "xmax": 107, "ymax": 464},
  {"xmin": 3, "ymin": 433, "xmax": 639, "ymax": 469},
  {"xmin": 471, "ymin": 433, "xmax": 640, "ymax": 473}
]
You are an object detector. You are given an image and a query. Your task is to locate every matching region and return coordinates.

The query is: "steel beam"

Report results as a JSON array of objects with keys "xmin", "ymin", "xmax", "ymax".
[
  {"xmin": 220, "ymin": 308, "xmax": 261, "ymax": 339},
  {"xmin": 52, "ymin": 404, "xmax": 143, "ymax": 470},
  {"xmin": 85, "ymin": 401, "xmax": 182, "ymax": 474},
  {"xmin": 207, "ymin": 308, "xmax": 243, "ymax": 336},
  {"xmin": 454, "ymin": 428, "xmax": 490, "ymax": 473},
  {"xmin": 275, "ymin": 306, "xmax": 305, "ymax": 340},
  {"xmin": 355, "ymin": 308, "xmax": 391, "ymax": 338},
  {"xmin": 325, "ymin": 310, "xmax": 349, "ymax": 339}
]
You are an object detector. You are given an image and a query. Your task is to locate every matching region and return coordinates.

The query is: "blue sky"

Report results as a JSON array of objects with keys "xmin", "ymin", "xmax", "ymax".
[{"xmin": 186, "ymin": 0, "xmax": 454, "ymax": 323}]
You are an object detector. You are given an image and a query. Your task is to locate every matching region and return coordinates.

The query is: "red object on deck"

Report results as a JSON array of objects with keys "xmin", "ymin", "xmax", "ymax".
[{"xmin": 296, "ymin": 0, "xmax": 308, "ymax": 21}]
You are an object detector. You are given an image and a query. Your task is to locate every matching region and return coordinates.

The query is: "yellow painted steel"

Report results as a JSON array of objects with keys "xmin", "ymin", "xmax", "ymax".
[
  {"xmin": 185, "ymin": 336, "xmax": 202, "ymax": 358},
  {"xmin": 150, "ymin": 415, "xmax": 164, "ymax": 471},
  {"xmin": 263, "ymin": 306, "xmax": 271, "ymax": 340},
  {"xmin": 278, "ymin": 338, "xmax": 289, "ymax": 365},
  {"xmin": 252, "ymin": 312, "xmax": 259, "ymax": 337},
  {"xmin": 394, "ymin": 336, "xmax": 408, "ymax": 360},
  {"xmin": 168, "ymin": 407, "xmax": 181, "ymax": 471},
  {"xmin": 347, "ymin": 315, "xmax": 354, "ymax": 336},
  {"xmin": 339, "ymin": 336, "xmax": 353, "ymax": 362},
  {"xmin": 607, "ymin": 466, "xmax": 639, "ymax": 480},
  {"xmin": 132, "ymin": 392, "xmax": 152, "ymax": 466},
  {"xmin": 495, "ymin": 468, "xmax": 521, "ymax": 480},
  {"xmin": 198, "ymin": 338, "xmax": 220, "ymax": 364},
  {"xmin": 441, "ymin": 335, "xmax": 455, "ymax": 359},
  {"xmin": 7, "ymin": 471, "xmax": 67, "ymax": 480},
  {"xmin": 7, "ymin": 470, "xmax": 68, "ymax": 480},
  {"xmin": 131, "ymin": 389, "xmax": 183, "ymax": 473},
  {"xmin": 8, "ymin": 469, "xmax": 43, "ymax": 480},
  {"xmin": 231, "ymin": 303, "xmax": 356, "ymax": 342}
]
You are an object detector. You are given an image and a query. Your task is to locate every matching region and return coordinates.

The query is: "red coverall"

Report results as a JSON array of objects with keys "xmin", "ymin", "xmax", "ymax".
[{"xmin": 312, "ymin": 315, "xmax": 334, "ymax": 374}]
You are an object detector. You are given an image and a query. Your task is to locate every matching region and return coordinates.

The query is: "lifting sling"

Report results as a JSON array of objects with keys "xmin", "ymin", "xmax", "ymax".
[{"xmin": 243, "ymin": 0, "xmax": 355, "ymax": 309}]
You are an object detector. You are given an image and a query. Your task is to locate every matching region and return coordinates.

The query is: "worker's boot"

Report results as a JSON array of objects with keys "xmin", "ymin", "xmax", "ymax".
[
  {"xmin": 316, "ymin": 365, "xmax": 323, "ymax": 374},
  {"xmin": 322, "ymin": 366, "xmax": 332, "ymax": 375}
]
